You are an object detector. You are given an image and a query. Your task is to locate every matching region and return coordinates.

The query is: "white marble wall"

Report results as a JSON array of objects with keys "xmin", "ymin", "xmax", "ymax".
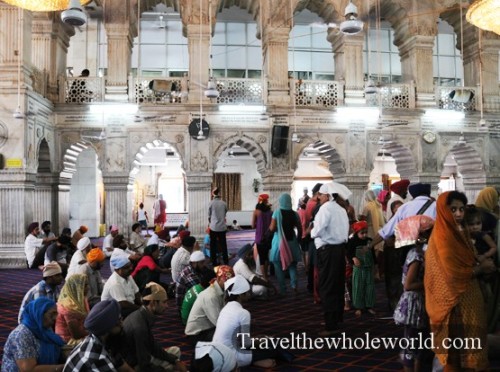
[{"xmin": 69, "ymin": 149, "xmax": 101, "ymax": 237}]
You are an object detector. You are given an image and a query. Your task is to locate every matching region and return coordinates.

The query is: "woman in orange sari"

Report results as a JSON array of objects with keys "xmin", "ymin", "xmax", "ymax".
[{"xmin": 425, "ymin": 191, "xmax": 495, "ymax": 371}]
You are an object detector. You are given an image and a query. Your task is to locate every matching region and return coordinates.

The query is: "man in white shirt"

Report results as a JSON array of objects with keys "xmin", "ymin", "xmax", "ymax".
[
  {"xmin": 171, "ymin": 235, "xmax": 195, "ymax": 283},
  {"xmin": 24, "ymin": 222, "xmax": 57, "ymax": 269},
  {"xmin": 101, "ymin": 254, "xmax": 141, "ymax": 318},
  {"xmin": 233, "ymin": 244, "xmax": 274, "ymax": 299},
  {"xmin": 310, "ymin": 182, "xmax": 350, "ymax": 337},
  {"xmin": 102, "ymin": 224, "xmax": 119, "ymax": 257},
  {"xmin": 185, "ymin": 265, "xmax": 234, "ymax": 345}
]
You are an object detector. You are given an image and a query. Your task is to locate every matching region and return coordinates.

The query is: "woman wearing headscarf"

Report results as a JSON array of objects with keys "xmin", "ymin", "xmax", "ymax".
[
  {"xmin": 131, "ymin": 244, "xmax": 170, "ymax": 292},
  {"xmin": 475, "ymin": 186, "xmax": 499, "ymax": 236},
  {"xmin": 425, "ymin": 191, "xmax": 496, "ymax": 370},
  {"xmin": 2, "ymin": 297, "xmax": 65, "ymax": 371},
  {"xmin": 359, "ymin": 189, "xmax": 386, "ymax": 280},
  {"xmin": 252, "ymin": 193, "xmax": 273, "ymax": 280},
  {"xmin": 269, "ymin": 193, "xmax": 302, "ymax": 295},
  {"xmin": 55, "ymin": 274, "xmax": 89, "ymax": 346}
]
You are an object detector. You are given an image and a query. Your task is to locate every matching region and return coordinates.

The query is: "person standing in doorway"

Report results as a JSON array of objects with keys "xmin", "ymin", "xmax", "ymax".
[
  {"xmin": 208, "ymin": 187, "xmax": 228, "ymax": 266},
  {"xmin": 136, "ymin": 202, "xmax": 150, "ymax": 237},
  {"xmin": 153, "ymin": 194, "xmax": 167, "ymax": 231}
]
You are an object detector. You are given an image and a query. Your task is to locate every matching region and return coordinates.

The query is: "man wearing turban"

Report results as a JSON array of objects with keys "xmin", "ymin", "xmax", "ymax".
[
  {"xmin": 75, "ymin": 248, "xmax": 106, "ymax": 307},
  {"xmin": 386, "ymin": 180, "xmax": 410, "ymax": 221},
  {"xmin": 24, "ymin": 222, "xmax": 57, "ymax": 269},
  {"xmin": 64, "ymin": 299, "xmax": 133, "ymax": 370}
]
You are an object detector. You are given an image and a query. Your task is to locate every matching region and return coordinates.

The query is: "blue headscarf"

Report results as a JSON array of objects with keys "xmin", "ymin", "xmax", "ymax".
[
  {"xmin": 21, "ymin": 297, "xmax": 65, "ymax": 365},
  {"xmin": 276, "ymin": 193, "xmax": 293, "ymax": 241}
]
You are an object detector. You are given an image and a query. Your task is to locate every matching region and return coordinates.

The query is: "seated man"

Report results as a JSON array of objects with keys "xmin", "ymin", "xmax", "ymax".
[
  {"xmin": 191, "ymin": 341, "xmax": 237, "ymax": 372},
  {"xmin": 64, "ymin": 299, "xmax": 133, "ymax": 371},
  {"xmin": 171, "ymin": 234, "xmax": 195, "ymax": 283},
  {"xmin": 103, "ymin": 224, "xmax": 119, "ymax": 258},
  {"xmin": 18, "ymin": 262, "xmax": 63, "ymax": 323},
  {"xmin": 102, "ymin": 255, "xmax": 141, "ymax": 318},
  {"xmin": 180, "ymin": 268, "xmax": 216, "ymax": 325},
  {"xmin": 233, "ymin": 243, "xmax": 275, "ymax": 299},
  {"xmin": 75, "ymin": 248, "xmax": 106, "ymax": 307},
  {"xmin": 67, "ymin": 237, "xmax": 91, "ymax": 277},
  {"xmin": 123, "ymin": 283, "xmax": 187, "ymax": 372},
  {"xmin": 25, "ymin": 222, "xmax": 57, "ymax": 269},
  {"xmin": 44, "ymin": 234, "xmax": 72, "ymax": 276},
  {"xmin": 175, "ymin": 251, "xmax": 206, "ymax": 309},
  {"xmin": 185, "ymin": 265, "xmax": 234, "ymax": 345}
]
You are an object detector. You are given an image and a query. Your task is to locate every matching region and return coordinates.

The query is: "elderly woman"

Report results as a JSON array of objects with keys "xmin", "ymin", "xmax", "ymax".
[
  {"xmin": 2, "ymin": 297, "xmax": 65, "ymax": 371},
  {"xmin": 425, "ymin": 191, "xmax": 496, "ymax": 370},
  {"xmin": 55, "ymin": 274, "xmax": 89, "ymax": 346},
  {"xmin": 269, "ymin": 193, "xmax": 302, "ymax": 295}
]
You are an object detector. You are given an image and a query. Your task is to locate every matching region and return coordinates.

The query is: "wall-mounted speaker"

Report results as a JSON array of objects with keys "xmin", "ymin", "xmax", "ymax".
[{"xmin": 271, "ymin": 125, "xmax": 289, "ymax": 156}]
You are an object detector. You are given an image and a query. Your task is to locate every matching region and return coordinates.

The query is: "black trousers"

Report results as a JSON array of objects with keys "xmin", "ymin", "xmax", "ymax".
[
  {"xmin": 209, "ymin": 230, "xmax": 228, "ymax": 266},
  {"xmin": 317, "ymin": 244, "xmax": 346, "ymax": 331}
]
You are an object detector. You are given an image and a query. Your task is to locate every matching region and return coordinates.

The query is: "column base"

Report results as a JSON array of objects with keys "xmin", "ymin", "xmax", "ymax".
[
  {"xmin": 105, "ymin": 85, "xmax": 129, "ymax": 102},
  {"xmin": 344, "ymin": 90, "xmax": 366, "ymax": 106},
  {"xmin": 267, "ymin": 90, "xmax": 291, "ymax": 105},
  {"xmin": 0, "ymin": 245, "xmax": 27, "ymax": 269},
  {"xmin": 416, "ymin": 93, "xmax": 436, "ymax": 109}
]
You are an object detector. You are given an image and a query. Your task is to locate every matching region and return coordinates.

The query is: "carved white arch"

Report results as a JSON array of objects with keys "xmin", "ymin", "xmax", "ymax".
[
  {"xmin": 60, "ymin": 141, "xmax": 100, "ymax": 179},
  {"xmin": 294, "ymin": 140, "xmax": 346, "ymax": 176},
  {"xmin": 129, "ymin": 139, "xmax": 184, "ymax": 180},
  {"xmin": 213, "ymin": 135, "xmax": 267, "ymax": 174},
  {"xmin": 381, "ymin": 141, "xmax": 418, "ymax": 180},
  {"xmin": 446, "ymin": 143, "xmax": 486, "ymax": 185}
]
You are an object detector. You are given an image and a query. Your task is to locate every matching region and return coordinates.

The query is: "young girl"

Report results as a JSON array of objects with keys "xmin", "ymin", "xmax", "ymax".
[
  {"xmin": 464, "ymin": 206, "xmax": 497, "ymax": 263},
  {"xmin": 346, "ymin": 220, "xmax": 375, "ymax": 317},
  {"xmin": 393, "ymin": 215, "xmax": 434, "ymax": 372}
]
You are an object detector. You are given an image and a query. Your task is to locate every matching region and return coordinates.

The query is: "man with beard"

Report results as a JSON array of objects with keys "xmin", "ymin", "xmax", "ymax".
[
  {"xmin": 123, "ymin": 283, "xmax": 188, "ymax": 372},
  {"xmin": 44, "ymin": 234, "xmax": 72, "ymax": 276},
  {"xmin": 76, "ymin": 248, "xmax": 106, "ymax": 307},
  {"xmin": 102, "ymin": 255, "xmax": 142, "ymax": 318},
  {"xmin": 18, "ymin": 262, "xmax": 64, "ymax": 323},
  {"xmin": 63, "ymin": 299, "xmax": 134, "ymax": 371},
  {"xmin": 175, "ymin": 251, "xmax": 207, "ymax": 309},
  {"xmin": 233, "ymin": 243, "xmax": 275, "ymax": 299}
]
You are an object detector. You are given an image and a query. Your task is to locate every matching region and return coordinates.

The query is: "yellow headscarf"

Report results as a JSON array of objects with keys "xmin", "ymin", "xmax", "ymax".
[
  {"xmin": 57, "ymin": 274, "xmax": 89, "ymax": 316},
  {"xmin": 475, "ymin": 186, "xmax": 499, "ymax": 213}
]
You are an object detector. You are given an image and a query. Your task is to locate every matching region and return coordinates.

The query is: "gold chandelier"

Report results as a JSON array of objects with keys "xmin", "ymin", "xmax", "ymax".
[
  {"xmin": 467, "ymin": 0, "xmax": 500, "ymax": 35},
  {"xmin": 1, "ymin": 0, "xmax": 91, "ymax": 12}
]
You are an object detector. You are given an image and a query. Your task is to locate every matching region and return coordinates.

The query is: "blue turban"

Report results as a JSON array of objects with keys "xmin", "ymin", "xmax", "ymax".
[
  {"xmin": 84, "ymin": 299, "xmax": 121, "ymax": 336},
  {"xmin": 110, "ymin": 254, "xmax": 130, "ymax": 270},
  {"xmin": 408, "ymin": 183, "xmax": 431, "ymax": 198},
  {"xmin": 21, "ymin": 297, "xmax": 64, "ymax": 365}
]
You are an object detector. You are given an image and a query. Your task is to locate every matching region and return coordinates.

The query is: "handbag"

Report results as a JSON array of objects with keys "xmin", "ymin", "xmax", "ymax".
[{"xmin": 279, "ymin": 225, "xmax": 293, "ymax": 271}]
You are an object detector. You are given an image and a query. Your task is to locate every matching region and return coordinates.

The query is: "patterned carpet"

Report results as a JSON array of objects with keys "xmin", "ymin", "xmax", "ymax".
[{"xmin": 1, "ymin": 230, "xmax": 497, "ymax": 370}]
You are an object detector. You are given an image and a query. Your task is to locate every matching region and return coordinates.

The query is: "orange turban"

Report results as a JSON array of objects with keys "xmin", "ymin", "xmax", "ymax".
[
  {"xmin": 79, "ymin": 225, "xmax": 88, "ymax": 234},
  {"xmin": 87, "ymin": 248, "xmax": 105, "ymax": 263}
]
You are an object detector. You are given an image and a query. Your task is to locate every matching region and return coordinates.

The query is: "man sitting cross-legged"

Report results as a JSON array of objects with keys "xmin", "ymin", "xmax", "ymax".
[
  {"xmin": 175, "ymin": 251, "xmax": 207, "ymax": 310},
  {"xmin": 123, "ymin": 282, "xmax": 188, "ymax": 372},
  {"xmin": 75, "ymin": 247, "xmax": 106, "ymax": 308},
  {"xmin": 185, "ymin": 265, "xmax": 234, "ymax": 346},
  {"xmin": 18, "ymin": 261, "xmax": 63, "ymax": 323},
  {"xmin": 63, "ymin": 299, "xmax": 134, "ymax": 371},
  {"xmin": 102, "ymin": 255, "xmax": 142, "ymax": 318}
]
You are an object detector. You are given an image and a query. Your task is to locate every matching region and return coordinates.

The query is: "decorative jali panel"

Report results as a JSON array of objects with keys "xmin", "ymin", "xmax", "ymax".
[{"xmin": 215, "ymin": 79, "xmax": 263, "ymax": 104}]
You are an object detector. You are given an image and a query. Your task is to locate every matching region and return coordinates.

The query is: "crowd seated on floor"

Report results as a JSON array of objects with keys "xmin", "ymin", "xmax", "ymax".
[{"xmin": 7, "ymin": 184, "xmax": 500, "ymax": 370}]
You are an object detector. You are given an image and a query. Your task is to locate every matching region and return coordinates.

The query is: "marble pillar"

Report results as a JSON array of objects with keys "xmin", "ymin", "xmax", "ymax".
[
  {"xmin": 103, "ymin": 174, "xmax": 133, "ymax": 238},
  {"xmin": 105, "ymin": 23, "xmax": 133, "ymax": 99},
  {"xmin": 335, "ymin": 175, "xmax": 370, "ymax": 217},
  {"xmin": 33, "ymin": 173, "xmax": 60, "ymax": 232},
  {"xmin": 262, "ymin": 27, "xmax": 290, "ymax": 105},
  {"xmin": 0, "ymin": 171, "xmax": 36, "ymax": 267},
  {"xmin": 262, "ymin": 172, "xmax": 294, "ymax": 207},
  {"xmin": 330, "ymin": 33, "xmax": 365, "ymax": 92},
  {"xmin": 185, "ymin": 173, "xmax": 212, "ymax": 238},
  {"xmin": 186, "ymin": 24, "xmax": 210, "ymax": 105},
  {"xmin": 57, "ymin": 176, "xmax": 71, "ymax": 233}
]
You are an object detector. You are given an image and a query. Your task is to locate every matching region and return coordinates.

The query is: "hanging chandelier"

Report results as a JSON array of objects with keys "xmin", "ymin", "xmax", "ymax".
[
  {"xmin": 1, "ymin": 0, "xmax": 91, "ymax": 12},
  {"xmin": 467, "ymin": 0, "xmax": 500, "ymax": 35}
]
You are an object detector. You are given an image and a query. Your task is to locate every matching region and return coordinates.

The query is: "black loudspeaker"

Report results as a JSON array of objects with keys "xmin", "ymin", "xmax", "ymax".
[{"xmin": 271, "ymin": 125, "xmax": 289, "ymax": 156}]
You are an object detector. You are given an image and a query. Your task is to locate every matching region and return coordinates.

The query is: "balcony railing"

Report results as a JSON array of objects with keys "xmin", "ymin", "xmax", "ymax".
[
  {"xmin": 215, "ymin": 78, "xmax": 263, "ymax": 104},
  {"xmin": 130, "ymin": 77, "xmax": 184, "ymax": 104},
  {"xmin": 294, "ymin": 80, "xmax": 344, "ymax": 108},
  {"xmin": 366, "ymin": 83, "xmax": 414, "ymax": 109},
  {"xmin": 436, "ymin": 86, "xmax": 478, "ymax": 111},
  {"xmin": 60, "ymin": 76, "xmax": 105, "ymax": 103}
]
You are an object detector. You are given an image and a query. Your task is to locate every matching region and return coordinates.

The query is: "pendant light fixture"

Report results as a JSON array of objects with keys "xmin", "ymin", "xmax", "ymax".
[
  {"xmin": 204, "ymin": 0, "xmax": 219, "ymax": 99},
  {"xmin": 2, "ymin": 0, "xmax": 91, "ymax": 12},
  {"xmin": 467, "ymin": 0, "xmax": 500, "ymax": 36}
]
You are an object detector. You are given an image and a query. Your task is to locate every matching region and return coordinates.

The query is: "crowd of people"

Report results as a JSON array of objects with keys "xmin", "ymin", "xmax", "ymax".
[{"xmin": 6, "ymin": 183, "xmax": 500, "ymax": 371}]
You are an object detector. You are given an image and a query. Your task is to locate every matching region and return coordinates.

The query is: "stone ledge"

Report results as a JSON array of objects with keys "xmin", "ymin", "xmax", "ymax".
[{"xmin": 0, "ymin": 257, "xmax": 27, "ymax": 269}]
